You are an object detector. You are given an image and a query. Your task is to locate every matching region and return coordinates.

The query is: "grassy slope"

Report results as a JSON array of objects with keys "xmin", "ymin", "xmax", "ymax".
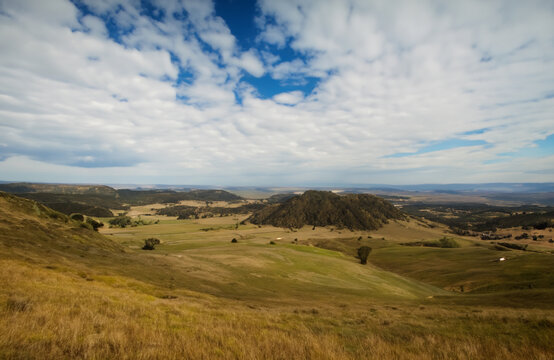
[{"xmin": 1, "ymin": 194, "xmax": 553, "ymax": 359}]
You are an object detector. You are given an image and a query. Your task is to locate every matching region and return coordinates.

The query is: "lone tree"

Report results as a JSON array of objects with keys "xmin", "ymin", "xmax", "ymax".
[
  {"xmin": 142, "ymin": 238, "xmax": 161, "ymax": 250},
  {"xmin": 231, "ymin": 238, "xmax": 238, "ymax": 243},
  {"xmin": 357, "ymin": 246, "xmax": 372, "ymax": 265}
]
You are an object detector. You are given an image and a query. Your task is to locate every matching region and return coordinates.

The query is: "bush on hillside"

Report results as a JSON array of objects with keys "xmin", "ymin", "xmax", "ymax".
[
  {"xmin": 357, "ymin": 246, "xmax": 372, "ymax": 264},
  {"xmin": 438, "ymin": 237, "xmax": 460, "ymax": 248},
  {"xmin": 142, "ymin": 238, "xmax": 161, "ymax": 250},
  {"xmin": 86, "ymin": 217, "xmax": 104, "ymax": 231},
  {"xmin": 70, "ymin": 213, "xmax": 84, "ymax": 222}
]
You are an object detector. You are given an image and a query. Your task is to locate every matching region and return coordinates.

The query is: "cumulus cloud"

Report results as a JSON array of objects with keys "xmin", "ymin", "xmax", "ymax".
[
  {"xmin": 273, "ymin": 91, "xmax": 304, "ymax": 105},
  {"xmin": 0, "ymin": 0, "xmax": 552, "ymax": 185}
]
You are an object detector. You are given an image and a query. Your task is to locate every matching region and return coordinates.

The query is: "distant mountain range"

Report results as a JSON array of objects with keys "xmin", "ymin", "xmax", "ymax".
[{"xmin": 1, "ymin": 181, "xmax": 552, "ymax": 193}]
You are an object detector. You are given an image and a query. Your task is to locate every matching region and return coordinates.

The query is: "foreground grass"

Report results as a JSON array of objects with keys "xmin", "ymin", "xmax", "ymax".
[{"xmin": 2, "ymin": 259, "xmax": 553, "ymax": 360}]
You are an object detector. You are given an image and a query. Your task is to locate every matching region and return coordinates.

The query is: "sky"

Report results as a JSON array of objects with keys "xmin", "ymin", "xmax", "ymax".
[{"xmin": 0, "ymin": 0, "xmax": 553, "ymax": 186}]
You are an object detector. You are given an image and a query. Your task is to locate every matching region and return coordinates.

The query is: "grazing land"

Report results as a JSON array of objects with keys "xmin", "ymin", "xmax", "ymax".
[{"xmin": 0, "ymin": 189, "xmax": 553, "ymax": 359}]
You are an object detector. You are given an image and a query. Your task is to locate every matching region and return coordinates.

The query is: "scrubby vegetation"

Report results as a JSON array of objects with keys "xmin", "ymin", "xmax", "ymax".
[
  {"xmin": 248, "ymin": 191, "xmax": 404, "ymax": 230},
  {"xmin": 401, "ymin": 237, "xmax": 460, "ymax": 248},
  {"xmin": 109, "ymin": 215, "xmax": 132, "ymax": 228},
  {"xmin": 86, "ymin": 217, "xmax": 104, "ymax": 231},
  {"xmin": 142, "ymin": 238, "xmax": 160, "ymax": 250},
  {"xmin": 496, "ymin": 242, "xmax": 528, "ymax": 251},
  {"xmin": 157, "ymin": 203, "xmax": 265, "ymax": 219}
]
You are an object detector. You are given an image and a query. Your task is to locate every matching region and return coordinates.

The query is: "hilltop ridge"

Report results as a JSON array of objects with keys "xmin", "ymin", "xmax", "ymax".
[{"xmin": 248, "ymin": 190, "xmax": 404, "ymax": 230}]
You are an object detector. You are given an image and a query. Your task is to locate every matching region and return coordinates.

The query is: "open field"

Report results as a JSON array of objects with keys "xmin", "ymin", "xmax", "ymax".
[{"xmin": 1, "ymin": 194, "xmax": 553, "ymax": 359}]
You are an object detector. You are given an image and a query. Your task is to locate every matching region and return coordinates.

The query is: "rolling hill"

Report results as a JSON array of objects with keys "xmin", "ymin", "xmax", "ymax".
[{"xmin": 248, "ymin": 190, "xmax": 404, "ymax": 230}]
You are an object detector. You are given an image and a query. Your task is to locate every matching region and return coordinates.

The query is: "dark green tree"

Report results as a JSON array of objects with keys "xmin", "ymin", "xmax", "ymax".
[
  {"xmin": 142, "ymin": 238, "xmax": 161, "ymax": 250},
  {"xmin": 357, "ymin": 246, "xmax": 372, "ymax": 264}
]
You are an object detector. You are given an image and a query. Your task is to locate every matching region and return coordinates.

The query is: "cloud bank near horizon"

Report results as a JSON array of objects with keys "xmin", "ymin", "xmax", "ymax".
[{"xmin": 0, "ymin": 0, "xmax": 552, "ymax": 185}]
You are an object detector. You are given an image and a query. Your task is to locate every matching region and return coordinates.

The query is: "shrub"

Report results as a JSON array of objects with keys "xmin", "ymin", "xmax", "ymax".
[
  {"xmin": 269, "ymin": 241, "xmax": 276, "ymax": 245},
  {"xmin": 70, "ymin": 213, "xmax": 84, "ymax": 222},
  {"xmin": 142, "ymin": 238, "xmax": 161, "ymax": 250},
  {"xmin": 86, "ymin": 217, "xmax": 104, "ymax": 231},
  {"xmin": 438, "ymin": 237, "xmax": 460, "ymax": 248},
  {"xmin": 357, "ymin": 246, "xmax": 372, "ymax": 265},
  {"xmin": 534, "ymin": 222, "xmax": 550, "ymax": 230},
  {"xmin": 231, "ymin": 238, "xmax": 238, "ymax": 243}
]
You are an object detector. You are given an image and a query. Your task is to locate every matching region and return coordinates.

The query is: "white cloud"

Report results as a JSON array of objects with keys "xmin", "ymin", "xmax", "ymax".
[
  {"xmin": 273, "ymin": 91, "xmax": 304, "ymax": 105},
  {"xmin": 0, "ymin": 0, "xmax": 552, "ymax": 185},
  {"xmin": 235, "ymin": 49, "xmax": 265, "ymax": 77}
]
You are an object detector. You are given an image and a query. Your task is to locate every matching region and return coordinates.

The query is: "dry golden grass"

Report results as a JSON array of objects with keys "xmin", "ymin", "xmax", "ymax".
[{"xmin": 2, "ymin": 259, "xmax": 553, "ymax": 360}]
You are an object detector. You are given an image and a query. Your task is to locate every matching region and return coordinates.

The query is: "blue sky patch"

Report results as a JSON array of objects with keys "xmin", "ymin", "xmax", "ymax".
[
  {"xmin": 242, "ymin": 74, "xmax": 319, "ymax": 99},
  {"xmin": 385, "ymin": 139, "xmax": 489, "ymax": 158}
]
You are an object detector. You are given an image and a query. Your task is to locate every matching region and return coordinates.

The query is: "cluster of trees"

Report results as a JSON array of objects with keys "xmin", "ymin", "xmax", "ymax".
[
  {"xmin": 495, "ymin": 242, "xmax": 528, "ymax": 251},
  {"xmin": 157, "ymin": 203, "xmax": 266, "ymax": 219}
]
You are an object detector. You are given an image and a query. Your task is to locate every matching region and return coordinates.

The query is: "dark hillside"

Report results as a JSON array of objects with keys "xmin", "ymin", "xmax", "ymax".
[
  {"xmin": 11, "ymin": 187, "xmax": 243, "ymax": 215},
  {"xmin": 248, "ymin": 190, "xmax": 404, "ymax": 230},
  {"xmin": 15, "ymin": 193, "xmax": 123, "ymax": 216},
  {"xmin": 0, "ymin": 192, "xmax": 121, "ymax": 257},
  {"xmin": 402, "ymin": 203, "xmax": 554, "ymax": 231},
  {"xmin": 115, "ymin": 189, "xmax": 242, "ymax": 205},
  {"xmin": 266, "ymin": 193, "xmax": 296, "ymax": 204},
  {"xmin": 0, "ymin": 182, "xmax": 116, "ymax": 195}
]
